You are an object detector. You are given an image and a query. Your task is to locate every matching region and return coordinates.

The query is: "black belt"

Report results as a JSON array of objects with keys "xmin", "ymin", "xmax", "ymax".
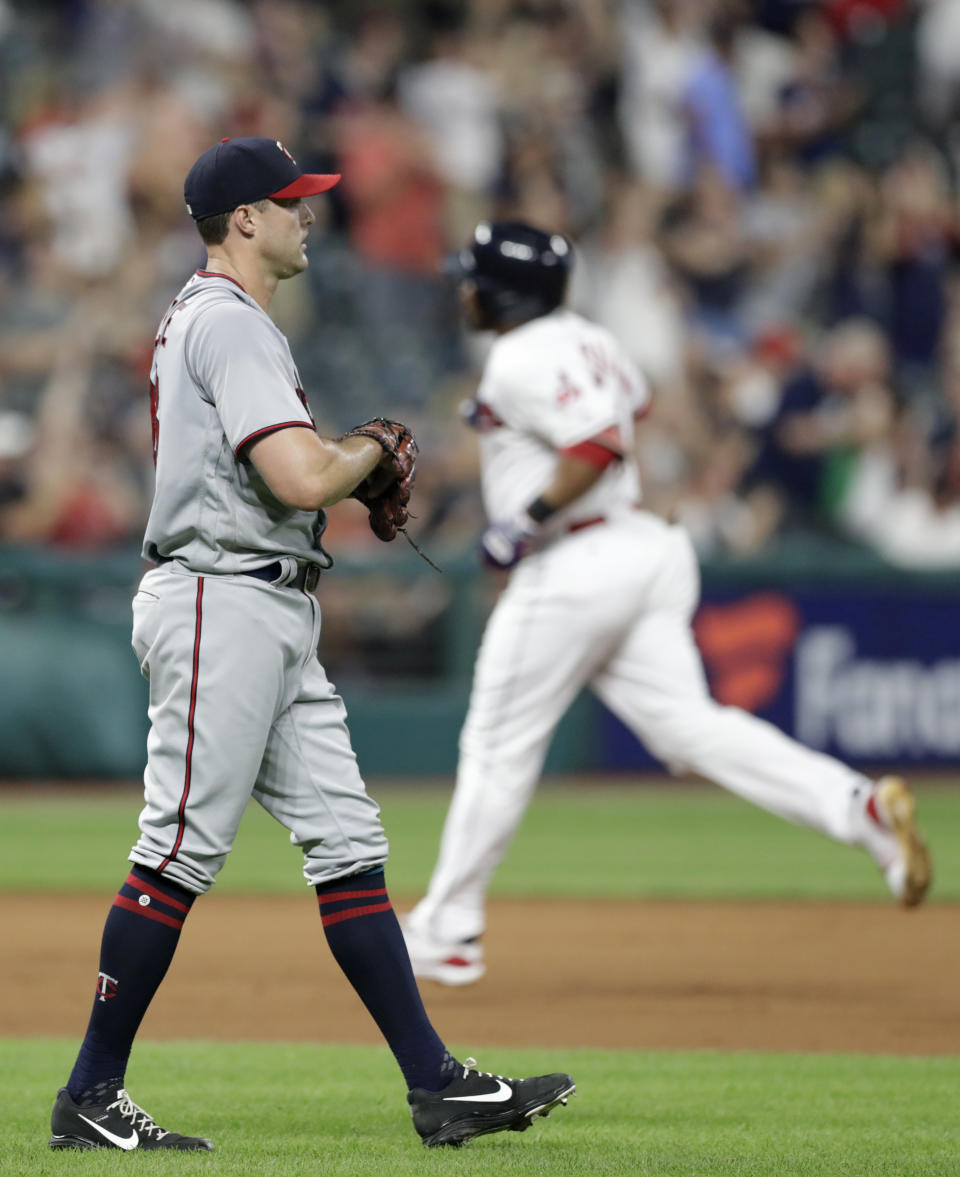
[
  {"xmin": 243, "ymin": 560, "xmax": 322, "ymax": 592},
  {"xmin": 153, "ymin": 553, "xmax": 322, "ymax": 591}
]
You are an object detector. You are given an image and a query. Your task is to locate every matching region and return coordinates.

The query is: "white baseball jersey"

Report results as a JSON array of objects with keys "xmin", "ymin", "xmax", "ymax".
[
  {"xmin": 144, "ymin": 271, "xmax": 319, "ymax": 574},
  {"xmin": 407, "ymin": 307, "xmax": 874, "ymax": 950},
  {"xmin": 471, "ymin": 309, "xmax": 649, "ymax": 533}
]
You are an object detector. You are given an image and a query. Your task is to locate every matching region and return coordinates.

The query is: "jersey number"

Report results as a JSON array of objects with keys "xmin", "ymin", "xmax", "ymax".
[
  {"xmin": 581, "ymin": 343, "xmax": 632, "ymax": 397},
  {"xmin": 555, "ymin": 347, "xmax": 632, "ymax": 409},
  {"xmin": 149, "ymin": 296, "xmax": 185, "ymax": 467},
  {"xmin": 555, "ymin": 371, "xmax": 582, "ymax": 407}
]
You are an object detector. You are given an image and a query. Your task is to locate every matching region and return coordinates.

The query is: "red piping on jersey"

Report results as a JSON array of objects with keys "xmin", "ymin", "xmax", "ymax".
[
  {"xmin": 568, "ymin": 515, "xmax": 606, "ymax": 533},
  {"xmin": 591, "ymin": 424, "xmax": 624, "ymax": 451},
  {"xmin": 566, "ymin": 505, "xmax": 643, "ymax": 535},
  {"xmin": 196, "ymin": 269, "xmax": 247, "ymax": 293},
  {"xmin": 159, "ymin": 577, "xmax": 204, "ymax": 874},
  {"xmin": 235, "ymin": 420, "xmax": 314, "ymax": 456},
  {"xmin": 560, "ymin": 438, "xmax": 621, "ymax": 470},
  {"xmin": 320, "ymin": 901, "xmax": 393, "ymax": 927},
  {"xmin": 124, "ymin": 871, "xmax": 191, "ymax": 912},
  {"xmin": 112, "ymin": 894, "xmax": 186, "ymax": 929},
  {"xmin": 464, "ymin": 400, "xmax": 504, "ymax": 431}
]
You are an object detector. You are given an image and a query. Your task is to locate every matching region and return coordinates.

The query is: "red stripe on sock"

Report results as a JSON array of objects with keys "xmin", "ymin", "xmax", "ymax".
[
  {"xmin": 317, "ymin": 887, "xmax": 388, "ymax": 907},
  {"xmin": 125, "ymin": 872, "xmax": 190, "ymax": 913},
  {"xmin": 113, "ymin": 894, "xmax": 185, "ymax": 929},
  {"xmin": 320, "ymin": 901, "xmax": 393, "ymax": 927},
  {"xmin": 866, "ymin": 793, "xmax": 883, "ymax": 828}
]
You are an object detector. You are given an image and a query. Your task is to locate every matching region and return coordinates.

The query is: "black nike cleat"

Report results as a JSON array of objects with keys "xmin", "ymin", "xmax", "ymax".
[
  {"xmin": 408, "ymin": 1057, "xmax": 576, "ymax": 1147},
  {"xmin": 49, "ymin": 1086, "xmax": 213, "ymax": 1151}
]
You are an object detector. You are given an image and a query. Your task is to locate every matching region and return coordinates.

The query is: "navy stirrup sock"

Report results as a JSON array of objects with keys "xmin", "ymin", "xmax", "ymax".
[
  {"xmin": 315, "ymin": 869, "xmax": 455, "ymax": 1092},
  {"xmin": 67, "ymin": 865, "xmax": 196, "ymax": 1104}
]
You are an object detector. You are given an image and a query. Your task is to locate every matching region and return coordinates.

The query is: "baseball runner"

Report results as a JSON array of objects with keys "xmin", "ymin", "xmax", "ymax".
[
  {"xmin": 402, "ymin": 220, "xmax": 933, "ymax": 987},
  {"xmin": 49, "ymin": 141, "xmax": 575, "ymax": 1151}
]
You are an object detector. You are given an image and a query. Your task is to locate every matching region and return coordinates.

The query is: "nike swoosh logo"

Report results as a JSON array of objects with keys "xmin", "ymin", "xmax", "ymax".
[
  {"xmin": 443, "ymin": 1079, "xmax": 513, "ymax": 1103},
  {"xmin": 77, "ymin": 1114, "xmax": 139, "ymax": 1150}
]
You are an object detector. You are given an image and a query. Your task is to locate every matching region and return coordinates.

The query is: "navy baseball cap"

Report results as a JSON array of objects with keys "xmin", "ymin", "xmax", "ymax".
[{"xmin": 184, "ymin": 137, "xmax": 341, "ymax": 220}]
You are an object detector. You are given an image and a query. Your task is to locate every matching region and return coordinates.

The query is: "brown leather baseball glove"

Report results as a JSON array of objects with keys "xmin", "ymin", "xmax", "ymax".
[
  {"xmin": 363, "ymin": 476, "xmax": 413, "ymax": 542},
  {"xmin": 343, "ymin": 418, "xmax": 418, "ymax": 542}
]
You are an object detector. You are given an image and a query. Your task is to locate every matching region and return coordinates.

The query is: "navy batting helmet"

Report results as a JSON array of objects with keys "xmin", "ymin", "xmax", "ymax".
[{"xmin": 451, "ymin": 221, "xmax": 572, "ymax": 326}]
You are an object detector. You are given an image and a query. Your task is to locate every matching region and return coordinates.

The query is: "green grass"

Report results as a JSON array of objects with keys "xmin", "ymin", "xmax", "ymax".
[
  {"xmin": 5, "ymin": 1039, "xmax": 958, "ymax": 1177},
  {"xmin": 4, "ymin": 783, "xmax": 959, "ymax": 1174},
  {"xmin": 1, "ymin": 778, "xmax": 959, "ymax": 901}
]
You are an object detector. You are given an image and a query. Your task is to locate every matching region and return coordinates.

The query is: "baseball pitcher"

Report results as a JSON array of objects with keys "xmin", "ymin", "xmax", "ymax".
[{"xmin": 49, "ymin": 142, "xmax": 575, "ymax": 1151}]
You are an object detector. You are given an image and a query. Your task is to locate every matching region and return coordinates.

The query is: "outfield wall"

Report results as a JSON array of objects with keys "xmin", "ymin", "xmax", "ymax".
[{"xmin": 1, "ymin": 540, "xmax": 957, "ymax": 777}]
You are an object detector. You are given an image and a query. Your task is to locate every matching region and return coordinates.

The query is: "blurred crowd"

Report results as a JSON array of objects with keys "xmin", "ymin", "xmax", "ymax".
[{"xmin": 3, "ymin": 0, "xmax": 960, "ymax": 568}]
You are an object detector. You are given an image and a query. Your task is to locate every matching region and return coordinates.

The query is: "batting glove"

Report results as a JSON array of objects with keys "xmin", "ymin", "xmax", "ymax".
[{"xmin": 479, "ymin": 512, "xmax": 540, "ymax": 569}]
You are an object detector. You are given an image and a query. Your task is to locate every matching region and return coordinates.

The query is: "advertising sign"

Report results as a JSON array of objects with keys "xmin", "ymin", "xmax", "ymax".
[{"xmin": 598, "ymin": 587, "xmax": 960, "ymax": 769}]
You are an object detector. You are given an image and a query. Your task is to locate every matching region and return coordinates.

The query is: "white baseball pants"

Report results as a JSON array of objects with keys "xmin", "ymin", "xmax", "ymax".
[{"xmin": 409, "ymin": 511, "xmax": 871, "ymax": 944}]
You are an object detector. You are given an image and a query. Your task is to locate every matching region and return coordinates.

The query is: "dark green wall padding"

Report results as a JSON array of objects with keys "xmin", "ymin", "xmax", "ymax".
[{"xmin": 0, "ymin": 538, "xmax": 955, "ymax": 778}]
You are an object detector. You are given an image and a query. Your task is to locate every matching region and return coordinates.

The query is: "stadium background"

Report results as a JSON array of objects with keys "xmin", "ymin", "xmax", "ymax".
[
  {"xmin": 1, "ymin": 2, "xmax": 959, "ymax": 1173},
  {"xmin": 3, "ymin": 0, "xmax": 960, "ymax": 774}
]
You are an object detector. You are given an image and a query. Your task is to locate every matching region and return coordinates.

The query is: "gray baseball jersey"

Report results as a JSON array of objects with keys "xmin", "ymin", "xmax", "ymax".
[
  {"xmin": 130, "ymin": 269, "xmax": 387, "ymax": 894},
  {"xmin": 144, "ymin": 271, "xmax": 320, "ymax": 573}
]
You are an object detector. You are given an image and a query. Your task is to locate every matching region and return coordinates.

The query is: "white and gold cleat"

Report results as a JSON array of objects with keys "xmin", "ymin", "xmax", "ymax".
[{"xmin": 869, "ymin": 776, "xmax": 932, "ymax": 908}]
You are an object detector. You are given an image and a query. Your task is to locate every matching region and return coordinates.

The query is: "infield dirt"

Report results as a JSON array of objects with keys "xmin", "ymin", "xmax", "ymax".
[{"xmin": 3, "ymin": 893, "xmax": 955, "ymax": 1055}]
